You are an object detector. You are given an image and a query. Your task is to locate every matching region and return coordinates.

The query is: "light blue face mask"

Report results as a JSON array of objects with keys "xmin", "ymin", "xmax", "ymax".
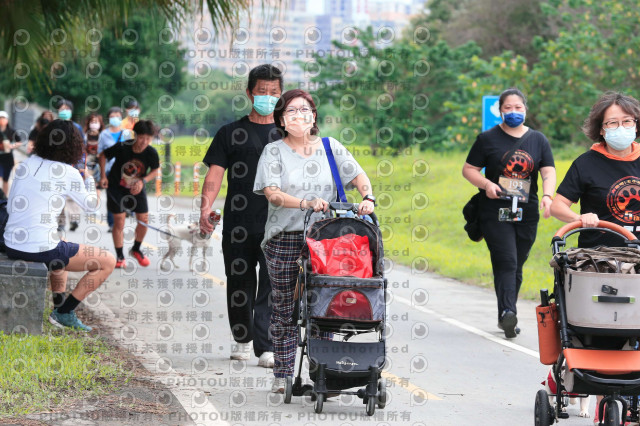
[
  {"xmin": 58, "ymin": 109, "xmax": 72, "ymax": 120},
  {"xmin": 253, "ymin": 95, "xmax": 279, "ymax": 116},
  {"xmin": 604, "ymin": 126, "xmax": 637, "ymax": 151},
  {"xmin": 109, "ymin": 116, "xmax": 122, "ymax": 127}
]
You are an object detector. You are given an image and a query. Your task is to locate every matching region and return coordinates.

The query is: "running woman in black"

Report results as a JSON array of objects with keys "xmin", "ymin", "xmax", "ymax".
[{"xmin": 463, "ymin": 88, "xmax": 556, "ymax": 338}]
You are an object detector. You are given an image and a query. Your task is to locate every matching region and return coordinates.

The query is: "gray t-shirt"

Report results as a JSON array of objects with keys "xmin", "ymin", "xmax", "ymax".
[{"xmin": 254, "ymin": 137, "xmax": 365, "ymax": 248}]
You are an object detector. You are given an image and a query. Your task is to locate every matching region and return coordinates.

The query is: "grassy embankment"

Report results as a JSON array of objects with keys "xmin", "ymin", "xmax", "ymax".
[{"xmin": 0, "ymin": 314, "xmax": 129, "ymax": 417}]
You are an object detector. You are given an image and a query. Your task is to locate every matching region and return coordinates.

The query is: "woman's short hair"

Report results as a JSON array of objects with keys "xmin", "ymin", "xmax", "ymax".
[
  {"xmin": 84, "ymin": 113, "xmax": 104, "ymax": 133},
  {"xmin": 34, "ymin": 119, "xmax": 84, "ymax": 165},
  {"xmin": 499, "ymin": 88, "xmax": 527, "ymax": 111},
  {"xmin": 273, "ymin": 89, "xmax": 319, "ymax": 138},
  {"xmin": 132, "ymin": 119, "xmax": 157, "ymax": 136},
  {"xmin": 583, "ymin": 92, "xmax": 640, "ymax": 142}
]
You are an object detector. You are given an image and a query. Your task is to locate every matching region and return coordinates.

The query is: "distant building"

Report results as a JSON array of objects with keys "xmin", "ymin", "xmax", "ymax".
[{"xmin": 183, "ymin": 0, "xmax": 423, "ymax": 84}]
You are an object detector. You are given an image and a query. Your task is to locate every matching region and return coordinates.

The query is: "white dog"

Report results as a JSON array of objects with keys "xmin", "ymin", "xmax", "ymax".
[
  {"xmin": 160, "ymin": 214, "xmax": 217, "ymax": 272},
  {"xmin": 542, "ymin": 369, "xmax": 591, "ymax": 418}
]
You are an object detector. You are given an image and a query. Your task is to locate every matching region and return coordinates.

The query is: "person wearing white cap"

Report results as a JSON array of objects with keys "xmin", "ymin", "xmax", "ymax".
[{"xmin": 0, "ymin": 111, "xmax": 23, "ymax": 196}]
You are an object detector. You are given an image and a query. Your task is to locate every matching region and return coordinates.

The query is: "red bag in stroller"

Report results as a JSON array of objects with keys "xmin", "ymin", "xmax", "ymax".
[{"xmin": 306, "ymin": 233, "xmax": 373, "ymax": 278}]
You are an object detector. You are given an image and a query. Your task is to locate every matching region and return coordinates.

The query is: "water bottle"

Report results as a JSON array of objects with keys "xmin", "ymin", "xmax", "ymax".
[{"xmin": 200, "ymin": 209, "xmax": 221, "ymax": 239}]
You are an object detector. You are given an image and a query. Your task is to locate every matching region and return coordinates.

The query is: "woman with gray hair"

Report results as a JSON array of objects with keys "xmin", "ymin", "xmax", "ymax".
[
  {"xmin": 549, "ymin": 91, "xmax": 640, "ymax": 423},
  {"xmin": 551, "ymin": 91, "xmax": 640, "ymax": 247}
]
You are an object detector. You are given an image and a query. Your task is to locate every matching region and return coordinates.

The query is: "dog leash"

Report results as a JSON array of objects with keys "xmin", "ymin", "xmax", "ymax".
[{"xmin": 104, "ymin": 189, "xmax": 197, "ymax": 242}]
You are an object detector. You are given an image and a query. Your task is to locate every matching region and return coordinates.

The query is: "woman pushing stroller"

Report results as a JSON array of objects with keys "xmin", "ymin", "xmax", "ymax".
[
  {"xmin": 253, "ymin": 89, "xmax": 375, "ymax": 393},
  {"xmin": 548, "ymin": 92, "xmax": 640, "ymax": 422}
]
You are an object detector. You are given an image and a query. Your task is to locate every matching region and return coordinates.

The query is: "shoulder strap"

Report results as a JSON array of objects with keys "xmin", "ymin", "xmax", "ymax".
[
  {"xmin": 494, "ymin": 129, "xmax": 534, "ymax": 180},
  {"xmin": 322, "ymin": 137, "xmax": 347, "ymax": 202}
]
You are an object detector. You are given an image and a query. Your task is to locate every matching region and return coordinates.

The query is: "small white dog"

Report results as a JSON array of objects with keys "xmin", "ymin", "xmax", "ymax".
[
  {"xmin": 160, "ymin": 214, "xmax": 217, "ymax": 272},
  {"xmin": 542, "ymin": 369, "xmax": 591, "ymax": 418}
]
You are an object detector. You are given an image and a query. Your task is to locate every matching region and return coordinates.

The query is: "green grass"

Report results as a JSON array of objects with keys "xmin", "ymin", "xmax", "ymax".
[
  {"xmin": 0, "ymin": 310, "xmax": 128, "ymax": 417},
  {"xmin": 158, "ymin": 134, "xmax": 583, "ymax": 300},
  {"xmin": 152, "ymin": 136, "xmax": 228, "ymax": 197}
]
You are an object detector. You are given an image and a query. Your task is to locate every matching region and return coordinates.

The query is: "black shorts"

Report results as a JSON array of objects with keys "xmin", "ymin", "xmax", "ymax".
[
  {"xmin": 0, "ymin": 154, "xmax": 14, "ymax": 181},
  {"xmin": 107, "ymin": 187, "xmax": 148, "ymax": 214},
  {"xmin": 6, "ymin": 240, "xmax": 80, "ymax": 271}
]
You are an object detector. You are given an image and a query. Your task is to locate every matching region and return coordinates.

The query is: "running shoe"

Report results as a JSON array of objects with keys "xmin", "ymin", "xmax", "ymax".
[
  {"xmin": 129, "ymin": 249, "xmax": 150, "ymax": 267},
  {"xmin": 49, "ymin": 309, "xmax": 92, "ymax": 332}
]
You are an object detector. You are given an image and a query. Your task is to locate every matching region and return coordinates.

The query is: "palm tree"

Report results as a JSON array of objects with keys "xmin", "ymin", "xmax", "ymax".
[{"xmin": 0, "ymin": 0, "xmax": 269, "ymax": 92}]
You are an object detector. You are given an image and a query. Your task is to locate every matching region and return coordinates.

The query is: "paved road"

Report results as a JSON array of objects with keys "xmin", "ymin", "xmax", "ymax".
[{"xmin": 69, "ymin": 194, "xmax": 601, "ymax": 426}]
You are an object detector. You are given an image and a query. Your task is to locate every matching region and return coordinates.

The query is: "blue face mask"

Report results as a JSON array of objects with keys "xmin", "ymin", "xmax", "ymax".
[
  {"xmin": 502, "ymin": 111, "xmax": 526, "ymax": 128},
  {"xmin": 253, "ymin": 95, "xmax": 279, "ymax": 116},
  {"xmin": 58, "ymin": 109, "xmax": 72, "ymax": 120},
  {"xmin": 604, "ymin": 126, "xmax": 637, "ymax": 151},
  {"xmin": 109, "ymin": 116, "xmax": 122, "ymax": 127}
]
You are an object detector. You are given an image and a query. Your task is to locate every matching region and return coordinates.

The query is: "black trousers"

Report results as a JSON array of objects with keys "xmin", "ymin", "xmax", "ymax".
[
  {"xmin": 480, "ymin": 212, "xmax": 537, "ymax": 320},
  {"xmin": 222, "ymin": 231, "xmax": 273, "ymax": 356}
]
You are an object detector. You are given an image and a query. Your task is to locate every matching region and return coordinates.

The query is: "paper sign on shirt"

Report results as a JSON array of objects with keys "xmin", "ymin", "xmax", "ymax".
[{"xmin": 498, "ymin": 175, "xmax": 531, "ymax": 203}]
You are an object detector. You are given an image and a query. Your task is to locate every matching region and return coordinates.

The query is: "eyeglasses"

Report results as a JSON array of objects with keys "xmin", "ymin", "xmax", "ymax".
[
  {"xmin": 603, "ymin": 119, "xmax": 637, "ymax": 130},
  {"xmin": 284, "ymin": 106, "xmax": 312, "ymax": 116}
]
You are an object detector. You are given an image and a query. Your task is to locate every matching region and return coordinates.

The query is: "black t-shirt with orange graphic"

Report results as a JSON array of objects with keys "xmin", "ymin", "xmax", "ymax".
[
  {"xmin": 103, "ymin": 140, "xmax": 160, "ymax": 191},
  {"xmin": 466, "ymin": 125, "xmax": 555, "ymax": 223},
  {"xmin": 557, "ymin": 143, "xmax": 640, "ymax": 248}
]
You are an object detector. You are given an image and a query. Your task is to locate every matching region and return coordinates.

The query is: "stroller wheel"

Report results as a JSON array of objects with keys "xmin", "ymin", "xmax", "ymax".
[
  {"xmin": 314, "ymin": 392, "xmax": 324, "ymax": 413},
  {"xmin": 605, "ymin": 401, "xmax": 620, "ymax": 426},
  {"xmin": 377, "ymin": 378, "xmax": 387, "ymax": 409},
  {"xmin": 284, "ymin": 377, "xmax": 293, "ymax": 404},
  {"xmin": 366, "ymin": 396, "xmax": 376, "ymax": 416},
  {"xmin": 534, "ymin": 389, "xmax": 554, "ymax": 426}
]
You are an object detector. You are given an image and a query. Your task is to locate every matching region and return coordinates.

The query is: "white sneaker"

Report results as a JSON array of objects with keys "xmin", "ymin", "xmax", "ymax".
[
  {"xmin": 271, "ymin": 377, "xmax": 285, "ymax": 394},
  {"xmin": 258, "ymin": 351, "xmax": 275, "ymax": 368},
  {"xmin": 230, "ymin": 342, "xmax": 251, "ymax": 360}
]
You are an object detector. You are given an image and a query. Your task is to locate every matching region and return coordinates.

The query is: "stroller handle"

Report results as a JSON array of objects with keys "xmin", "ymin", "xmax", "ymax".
[
  {"xmin": 554, "ymin": 220, "xmax": 637, "ymax": 240},
  {"xmin": 302, "ymin": 203, "xmax": 379, "ymax": 240}
]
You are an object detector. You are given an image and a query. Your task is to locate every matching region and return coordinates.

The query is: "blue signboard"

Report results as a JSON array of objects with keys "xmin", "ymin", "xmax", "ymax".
[{"xmin": 482, "ymin": 95, "xmax": 502, "ymax": 131}]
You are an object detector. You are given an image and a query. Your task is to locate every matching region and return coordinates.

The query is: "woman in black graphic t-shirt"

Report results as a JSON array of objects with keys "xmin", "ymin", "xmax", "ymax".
[
  {"xmin": 552, "ymin": 92, "xmax": 640, "ymax": 247},
  {"xmin": 550, "ymin": 92, "xmax": 640, "ymax": 422},
  {"xmin": 463, "ymin": 88, "xmax": 556, "ymax": 339}
]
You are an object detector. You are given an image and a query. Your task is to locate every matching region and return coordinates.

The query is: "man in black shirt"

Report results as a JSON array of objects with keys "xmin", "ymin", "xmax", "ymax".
[
  {"xmin": 200, "ymin": 64, "xmax": 283, "ymax": 366},
  {"xmin": 99, "ymin": 120, "xmax": 160, "ymax": 269}
]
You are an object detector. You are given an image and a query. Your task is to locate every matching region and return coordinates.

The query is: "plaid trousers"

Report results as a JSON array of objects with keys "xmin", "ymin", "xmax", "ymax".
[{"xmin": 264, "ymin": 232, "xmax": 304, "ymax": 378}]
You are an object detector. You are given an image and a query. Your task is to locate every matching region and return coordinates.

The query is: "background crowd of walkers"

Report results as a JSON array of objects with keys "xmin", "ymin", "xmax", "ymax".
[{"xmin": 1, "ymin": 98, "xmax": 153, "ymax": 330}]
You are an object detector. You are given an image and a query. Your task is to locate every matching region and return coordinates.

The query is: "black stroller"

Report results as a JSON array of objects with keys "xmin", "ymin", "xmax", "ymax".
[
  {"xmin": 534, "ymin": 220, "xmax": 640, "ymax": 426},
  {"xmin": 283, "ymin": 202, "xmax": 388, "ymax": 416}
]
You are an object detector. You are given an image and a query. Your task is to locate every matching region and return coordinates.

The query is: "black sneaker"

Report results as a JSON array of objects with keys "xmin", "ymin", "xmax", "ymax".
[
  {"xmin": 498, "ymin": 323, "xmax": 521, "ymax": 335},
  {"xmin": 498, "ymin": 310, "xmax": 518, "ymax": 338}
]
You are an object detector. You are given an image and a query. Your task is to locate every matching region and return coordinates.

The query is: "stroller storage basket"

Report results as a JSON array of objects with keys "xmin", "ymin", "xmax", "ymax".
[
  {"xmin": 307, "ymin": 274, "xmax": 385, "ymax": 324},
  {"xmin": 564, "ymin": 269, "xmax": 640, "ymax": 334},
  {"xmin": 308, "ymin": 338, "xmax": 385, "ymax": 379}
]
